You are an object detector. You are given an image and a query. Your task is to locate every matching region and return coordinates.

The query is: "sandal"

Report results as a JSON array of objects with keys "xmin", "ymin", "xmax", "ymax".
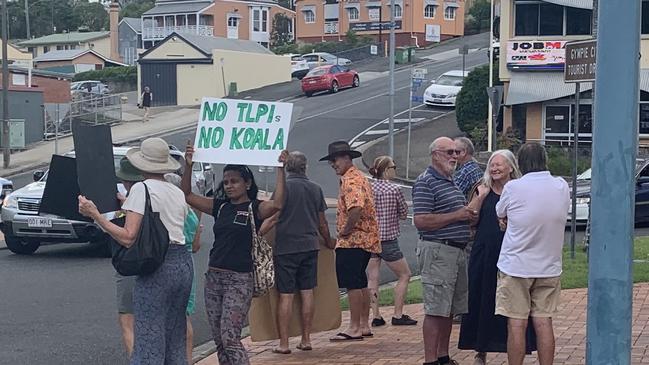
[
  {"xmin": 272, "ymin": 348, "xmax": 292, "ymax": 354},
  {"xmin": 329, "ymin": 332, "xmax": 364, "ymax": 342},
  {"xmin": 362, "ymin": 332, "xmax": 374, "ymax": 337},
  {"xmin": 296, "ymin": 343, "xmax": 313, "ymax": 351}
]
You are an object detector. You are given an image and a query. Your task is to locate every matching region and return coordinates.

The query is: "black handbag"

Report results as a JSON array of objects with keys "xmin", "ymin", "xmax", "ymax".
[{"xmin": 111, "ymin": 183, "xmax": 169, "ymax": 276}]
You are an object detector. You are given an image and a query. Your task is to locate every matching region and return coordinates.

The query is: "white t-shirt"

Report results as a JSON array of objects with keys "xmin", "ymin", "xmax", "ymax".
[
  {"xmin": 495, "ymin": 171, "xmax": 570, "ymax": 278},
  {"xmin": 121, "ymin": 179, "xmax": 188, "ymax": 245}
]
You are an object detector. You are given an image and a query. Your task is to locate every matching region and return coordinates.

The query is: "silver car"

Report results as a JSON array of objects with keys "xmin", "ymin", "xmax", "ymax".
[{"xmin": 302, "ymin": 52, "xmax": 352, "ymax": 69}]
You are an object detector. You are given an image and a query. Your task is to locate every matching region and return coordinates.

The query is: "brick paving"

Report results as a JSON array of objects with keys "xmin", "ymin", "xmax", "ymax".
[{"xmin": 196, "ymin": 283, "xmax": 649, "ymax": 365}]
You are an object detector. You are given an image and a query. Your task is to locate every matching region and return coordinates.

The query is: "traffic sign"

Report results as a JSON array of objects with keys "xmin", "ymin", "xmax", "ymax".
[
  {"xmin": 411, "ymin": 96, "xmax": 424, "ymax": 103},
  {"xmin": 565, "ymin": 39, "xmax": 596, "ymax": 83},
  {"xmin": 412, "ymin": 68, "xmax": 427, "ymax": 80}
]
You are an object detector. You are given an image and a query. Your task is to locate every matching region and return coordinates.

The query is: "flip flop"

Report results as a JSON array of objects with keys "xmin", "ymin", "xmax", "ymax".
[
  {"xmin": 272, "ymin": 348, "xmax": 292, "ymax": 354},
  {"xmin": 362, "ymin": 332, "xmax": 374, "ymax": 337},
  {"xmin": 296, "ymin": 343, "xmax": 313, "ymax": 351},
  {"xmin": 329, "ymin": 332, "xmax": 364, "ymax": 342}
]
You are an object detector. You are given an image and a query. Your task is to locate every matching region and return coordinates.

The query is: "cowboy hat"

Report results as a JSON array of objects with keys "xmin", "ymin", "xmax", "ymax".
[
  {"xmin": 116, "ymin": 156, "xmax": 144, "ymax": 182},
  {"xmin": 126, "ymin": 138, "xmax": 181, "ymax": 174},
  {"xmin": 319, "ymin": 141, "xmax": 362, "ymax": 162}
]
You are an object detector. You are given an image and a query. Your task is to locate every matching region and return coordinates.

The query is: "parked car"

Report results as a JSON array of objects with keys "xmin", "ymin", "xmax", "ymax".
[
  {"xmin": 302, "ymin": 52, "xmax": 352, "ymax": 69},
  {"xmin": 70, "ymin": 80, "xmax": 111, "ymax": 95},
  {"xmin": 287, "ymin": 54, "xmax": 310, "ymax": 79},
  {"xmin": 0, "ymin": 177, "xmax": 13, "ymax": 202},
  {"xmin": 0, "ymin": 146, "xmax": 210, "ymax": 256},
  {"xmin": 301, "ymin": 65, "xmax": 360, "ymax": 97},
  {"xmin": 568, "ymin": 159, "xmax": 648, "ymax": 225},
  {"xmin": 423, "ymin": 70, "xmax": 469, "ymax": 107}
]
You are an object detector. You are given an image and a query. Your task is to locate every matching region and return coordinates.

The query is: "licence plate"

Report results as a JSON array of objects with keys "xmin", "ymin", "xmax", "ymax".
[
  {"xmin": 433, "ymin": 98, "xmax": 443, "ymax": 103},
  {"xmin": 28, "ymin": 217, "xmax": 52, "ymax": 228},
  {"xmin": 309, "ymin": 81, "xmax": 317, "ymax": 84}
]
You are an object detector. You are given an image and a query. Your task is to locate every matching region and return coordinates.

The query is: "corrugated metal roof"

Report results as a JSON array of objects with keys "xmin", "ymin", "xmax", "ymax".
[
  {"xmin": 121, "ymin": 17, "xmax": 142, "ymax": 33},
  {"xmin": 20, "ymin": 31, "xmax": 109, "ymax": 46},
  {"xmin": 506, "ymin": 70, "xmax": 649, "ymax": 106},
  {"xmin": 143, "ymin": 1, "xmax": 212, "ymax": 15},
  {"xmin": 33, "ymin": 49, "xmax": 89, "ymax": 62},
  {"xmin": 543, "ymin": 0, "xmax": 592, "ymax": 10},
  {"xmin": 178, "ymin": 33, "xmax": 274, "ymax": 55}
]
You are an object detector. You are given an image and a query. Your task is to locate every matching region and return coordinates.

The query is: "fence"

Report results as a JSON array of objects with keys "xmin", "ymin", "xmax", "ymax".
[
  {"xmin": 330, "ymin": 44, "xmax": 385, "ymax": 63},
  {"xmin": 43, "ymin": 92, "xmax": 124, "ymax": 141}
]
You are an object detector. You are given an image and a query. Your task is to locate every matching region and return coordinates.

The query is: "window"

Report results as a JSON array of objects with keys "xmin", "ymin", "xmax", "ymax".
[
  {"xmin": 228, "ymin": 17, "xmax": 238, "ymax": 27},
  {"xmin": 393, "ymin": 4, "xmax": 402, "ymax": 18},
  {"xmin": 643, "ymin": 0, "xmax": 649, "ymax": 34},
  {"xmin": 347, "ymin": 7, "xmax": 359, "ymax": 20},
  {"xmin": 424, "ymin": 5, "xmax": 436, "ymax": 18},
  {"xmin": 252, "ymin": 9, "xmax": 268, "ymax": 32},
  {"xmin": 444, "ymin": 6, "xmax": 456, "ymax": 20},
  {"xmin": 304, "ymin": 10, "xmax": 315, "ymax": 23},
  {"xmin": 262, "ymin": 9, "xmax": 268, "ymax": 32},
  {"xmin": 515, "ymin": 1, "xmax": 593, "ymax": 37},
  {"xmin": 253, "ymin": 9, "xmax": 260, "ymax": 31},
  {"xmin": 545, "ymin": 105, "xmax": 570, "ymax": 135},
  {"xmin": 43, "ymin": 46, "xmax": 50, "ymax": 53}
]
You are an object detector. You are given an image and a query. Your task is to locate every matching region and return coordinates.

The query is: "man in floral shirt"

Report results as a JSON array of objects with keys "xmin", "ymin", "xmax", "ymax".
[{"xmin": 320, "ymin": 141, "xmax": 380, "ymax": 342}]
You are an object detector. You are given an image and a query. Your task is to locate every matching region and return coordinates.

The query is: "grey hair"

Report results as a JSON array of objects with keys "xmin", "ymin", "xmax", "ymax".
[
  {"xmin": 286, "ymin": 151, "xmax": 307, "ymax": 174},
  {"xmin": 164, "ymin": 172, "xmax": 182, "ymax": 188},
  {"xmin": 428, "ymin": 138, "xmax": 447, "ymax": 155},
  {"xmin": 455, "ymin": 137, "xmax": 475, "ymax": 155},
  {"xmin": 482, "ymin": 149, "xmax": 521, "ymax": 189}
]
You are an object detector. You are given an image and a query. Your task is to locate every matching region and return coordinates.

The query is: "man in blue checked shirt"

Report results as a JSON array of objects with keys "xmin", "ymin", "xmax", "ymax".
[{"xmin": 453, "ymin": 137, "xmax": 483, "ymax": 198}]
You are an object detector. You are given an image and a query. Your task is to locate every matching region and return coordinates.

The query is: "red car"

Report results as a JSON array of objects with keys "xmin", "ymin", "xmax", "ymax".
[{"xmin": 301, "ymin": 65, "xmax": 360, "ymax": 97}]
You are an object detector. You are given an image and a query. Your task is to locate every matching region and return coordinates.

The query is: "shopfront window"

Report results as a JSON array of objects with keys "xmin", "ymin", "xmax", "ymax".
[
  {"xmin": 544, "ymin": 103, "xmax": 593, "ymax": 142},
  {"xmin": 566, "ymin": 7, "xmax": 591, "ymax": 35},
  {"xmin": 643, "ymin": 1, "xmax": 649, "ymax": 34},
  {"xmin": 515, "ymin": 1, "xmax": 592, "ymax": 37}
]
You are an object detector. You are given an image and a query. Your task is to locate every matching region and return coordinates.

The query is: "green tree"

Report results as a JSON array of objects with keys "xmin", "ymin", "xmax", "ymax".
[
  {"xmin": 120, "ymin": 0, "xmax": 155, "ymax": 19},
  {"xmin": 467, "ymin": 0, "xmax": 490, "ymax": 33},
  {"xmin": 455, "ymin": 63, "xmax": 501, "ymax": 135},
  {"xmin": 270, "ymin": 13, "xmax": 293, "ymax": 49},
  {"xmin": 73, "ymin": 2, "xmax": 110, "ymax": 31}
]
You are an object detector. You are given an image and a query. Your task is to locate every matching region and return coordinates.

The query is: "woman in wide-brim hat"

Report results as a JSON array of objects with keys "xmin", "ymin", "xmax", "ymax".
[{"xmin": 79, "ymin": 137, "xmax": 194, "ymax": 365}]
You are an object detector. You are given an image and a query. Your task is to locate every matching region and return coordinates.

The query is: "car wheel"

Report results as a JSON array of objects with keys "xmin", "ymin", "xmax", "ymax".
[
  {"xmin": 330, "ymin": 81, "xmax": 339, "ymax": 94},
  {"xmin": 352, "ymin": 76, "xmax": 360, "ymax": 88},
  {"xmin": 5, "ymin": 235, "xmax": 40, "ymax": 255},
  {"xmin": 305, "ymin": 91, "xmax": 313, "ymax": 97}
]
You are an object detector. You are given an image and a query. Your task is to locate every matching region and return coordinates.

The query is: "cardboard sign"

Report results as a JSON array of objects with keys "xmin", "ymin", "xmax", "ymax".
[
  {"xmin": 248, "ymin": 239, "xmax": 342, "ymax": 341},
  {"xmin": 192, "ymin": 98, "xmax": 293, "ymax": 167},
  {"xmin": 72, "ymin": 122, "xmax": 119, "ymax": 214},
  {"xmin": 39, "ymin": 155, "xmax": 91, "ymax": 222}
]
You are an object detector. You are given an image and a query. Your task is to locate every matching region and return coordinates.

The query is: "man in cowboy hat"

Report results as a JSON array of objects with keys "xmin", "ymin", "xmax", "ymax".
[{"xmin": 320, "ymin": 141, "xmax": 380, "ymax": 342}]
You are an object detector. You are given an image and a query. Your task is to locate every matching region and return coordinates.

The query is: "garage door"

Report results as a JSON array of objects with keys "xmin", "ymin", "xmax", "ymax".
[{"xmin": 140, "ymin": 63, "xmax": 177, "ymax": 106}]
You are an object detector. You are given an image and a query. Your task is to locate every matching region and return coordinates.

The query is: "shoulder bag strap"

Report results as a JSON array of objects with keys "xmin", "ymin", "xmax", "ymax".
[
  {"xmin": 142, "ymin": 182, "xmax": 152, "ymax": 215},
  {"xmin": 248, "ymin": 202, "xmax": 258, "ymax": 238},
  {"xmin": 216, "ymin": 202, "xmax": 226, "ymax": 218}
]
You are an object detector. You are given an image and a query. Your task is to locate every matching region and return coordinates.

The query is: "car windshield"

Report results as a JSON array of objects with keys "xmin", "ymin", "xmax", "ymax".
[
  {"xmin": 320, "ymin": 53, "xmax": 336, "ymax": 61},
  {"xmin": 291, "ymin": 55, "xmax": 303, "ymax": 61},
  {"xmin": 577, "ymin": 169, "xmax": 591, "ymax": 180},
  {"xmin": 436, "ymin": 75, "xmax": 464, "ymax": 86},
  {"xmin": 578, "ymin": 160, "xmax": 646, "ymax": 181},
  {"xmin": 307, "ymin": 68, "xmax": 328, "ymax": 77},
  {"xmin": 41, "ymin": 154, "xmax": 125, "ymax": 182}
]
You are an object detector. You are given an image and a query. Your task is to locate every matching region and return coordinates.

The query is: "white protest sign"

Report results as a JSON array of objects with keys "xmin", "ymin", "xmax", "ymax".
[{"xmin": 192, "ymin": 97, "xmax": 293, "ymax": 167}]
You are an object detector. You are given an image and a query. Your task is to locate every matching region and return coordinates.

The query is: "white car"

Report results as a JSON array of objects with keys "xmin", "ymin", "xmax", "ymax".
[
  {"xmin": 423, "ymin": 70, "xmax": 469, "ymax": 107},
  {"xmin": 302, "ymin": 52, "xmax": 352, "ymax": 69},
  {"xmin": 286, "ymin": 54, "xmax": 309, "ymax": 79}
]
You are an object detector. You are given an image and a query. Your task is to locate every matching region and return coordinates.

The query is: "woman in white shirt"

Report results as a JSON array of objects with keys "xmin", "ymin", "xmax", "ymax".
[{"xmin": 79, "ymin": 137, "xmax": 192, "ymax": 365}]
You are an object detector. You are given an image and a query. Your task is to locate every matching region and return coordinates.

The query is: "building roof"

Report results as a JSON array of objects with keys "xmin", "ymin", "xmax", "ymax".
[
  {"xmin": 543, "ymin": 0, "xmax": 592, "ymax": 10},
  {"xmin": 20, "ymin": 31, "xmax": 110, "ymax": 46},
  {"xmin": 143, "ymin": 1, "xmax": 213, "ymax": 16},
  {"xmin": 33, "ymin": 48, "xmax": 129, "ymax": 66},
  {"xmin": 120, "ymin": 17, "xmax": 142, "ymax": 33},
  {"xmin": 8, "ymin": 65, "xmax": 73, "ymax": 79},
  {"xmin": 178, "ymin": 32, "xmax": 274, "ymax": 55}
]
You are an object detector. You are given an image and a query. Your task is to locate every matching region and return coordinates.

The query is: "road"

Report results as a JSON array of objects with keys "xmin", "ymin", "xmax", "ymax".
[{"xmin": 0, "ymin": 36, "xmax": 490, "ymax": 365}]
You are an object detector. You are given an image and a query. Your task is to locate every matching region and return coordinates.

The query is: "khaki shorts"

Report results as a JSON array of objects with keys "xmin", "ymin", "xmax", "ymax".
[
  {"xmin": 495, "ymin": 271, "xmax": 561, "ymax": 320},
  {"xmin": 416, "ymin": 239, "xmax": 468, "ymax": 317}
]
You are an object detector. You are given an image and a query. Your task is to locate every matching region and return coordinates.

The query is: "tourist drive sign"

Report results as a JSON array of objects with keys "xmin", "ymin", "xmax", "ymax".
[{"xmin": 192, "ymin": 97, "xmax": 293, "ymax": 167}]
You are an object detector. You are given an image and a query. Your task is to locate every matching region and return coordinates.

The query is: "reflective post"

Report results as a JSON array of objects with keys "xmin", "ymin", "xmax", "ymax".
[{"xmin": 586, "ymin": 1, "xmax": 640, "ymax": 363}]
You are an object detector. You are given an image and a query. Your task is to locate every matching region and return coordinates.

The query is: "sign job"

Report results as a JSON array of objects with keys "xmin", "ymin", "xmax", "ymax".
[{"xmin": 192, "ymin": 98, "xmax": 293, "ymax": 166}]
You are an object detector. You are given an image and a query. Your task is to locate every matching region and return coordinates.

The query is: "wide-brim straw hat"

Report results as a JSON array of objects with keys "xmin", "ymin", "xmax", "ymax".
[
  {"xmin": 116, "ymin": 156, "xmax": 144, "ymax": 182},
  {"xmin": 126, "ymin": 137, "xmax": 181, "ymax": 174},
  {"xmin": 319, "ymin": 141, "xmax": 362, "ymax": 161}
]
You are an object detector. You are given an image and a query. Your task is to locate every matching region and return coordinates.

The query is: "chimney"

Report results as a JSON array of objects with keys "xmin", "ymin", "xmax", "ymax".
[{"xmin": 109, "ymin": 1, "xmax": 121, "ymax": 62}]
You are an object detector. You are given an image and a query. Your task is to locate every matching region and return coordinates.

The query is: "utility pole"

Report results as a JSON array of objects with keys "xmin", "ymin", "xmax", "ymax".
[
  {"xmin": 24, "ymin": 0, "xmax": 30, "ymax": 39},
  {"xmin": 388, "ymin": 0, "xmax": 395, "ymax": 157},
  {"xmin": 486, "ymin": 0, "xmax": 495, "ymax": 152},
  {"xmin": 586, "ymin": 1, "xmax": 639, "ymax": 364},
  {"xmin": 2, "ymin": 0, "xmax": 10, "ymax": 168}
]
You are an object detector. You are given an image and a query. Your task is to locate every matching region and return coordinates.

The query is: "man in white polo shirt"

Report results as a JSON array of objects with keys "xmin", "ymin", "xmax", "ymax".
[{"xmin": 495, "ymin": 142, "xmax": 570, "ymax": 365}]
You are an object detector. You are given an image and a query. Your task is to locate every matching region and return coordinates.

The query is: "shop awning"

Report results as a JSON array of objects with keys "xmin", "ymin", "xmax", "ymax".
[
  {"xmin": 542, "ymin": 0, "xmax": 592, "ymax": 10},
  {"xmin": 506, "ymin": 69, "xmax": 649, "ymax": 106}
]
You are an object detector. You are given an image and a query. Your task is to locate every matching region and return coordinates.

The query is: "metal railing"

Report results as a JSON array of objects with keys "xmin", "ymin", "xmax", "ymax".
[{"xmin": 142, "ymin": 25, "xmax": 214, "ymax": 40}]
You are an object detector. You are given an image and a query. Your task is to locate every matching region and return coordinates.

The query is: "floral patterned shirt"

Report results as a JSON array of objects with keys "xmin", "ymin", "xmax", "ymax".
[{"xmin": 336, "ymin": 166, "xmax": 381, "ymax": 253}]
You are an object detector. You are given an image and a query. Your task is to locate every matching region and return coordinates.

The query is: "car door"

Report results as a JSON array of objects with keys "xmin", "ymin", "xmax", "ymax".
[
  {"xmin": 303, "ymin": 54, "xmax": 318, "ymax": 69},
  {"xmin": 339, "ymin": 66, "xmax": 353, "ymax": 87},
  {"xmin": 329, "ymin": 66, "xmax": 342, "ymax": 85},
  {"xmin": 635, "ymin": 164, "xmax": 649, "ymax": 223}
]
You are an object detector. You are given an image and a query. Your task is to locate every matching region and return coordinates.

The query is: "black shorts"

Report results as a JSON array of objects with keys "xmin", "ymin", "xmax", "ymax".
[
  {"xmin": 335, "ymin": 248, "xmax": 371, "ymax": 290},
  {"xmin": 274, "ymin": 251, "xmax": 319, "ymax": 294}
]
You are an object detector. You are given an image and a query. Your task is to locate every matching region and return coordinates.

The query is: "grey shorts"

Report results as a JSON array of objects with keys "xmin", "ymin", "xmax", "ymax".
[
  {"xmin": 115, "ymin": 273, "xmax": 136, "ymax": 314},
  {"xmin": 416, "ymin": 239, "xmax": 468, "ymax": 317},
  {"xmin": 371, "ymin": 239, "xmax": 404, "ymax": 262}
]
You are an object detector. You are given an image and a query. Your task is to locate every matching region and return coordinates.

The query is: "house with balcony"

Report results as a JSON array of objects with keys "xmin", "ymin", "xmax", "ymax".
[
  {"xmin": 141, "ymin": 0, "xmax": 295, "ymax": 49},
  {"xmin": 295, "ymin": 0, "xmax": 464, "ymax": 47},
  {"xmin": 499, "ymin": 0, "xmax": 649, "ymax": 146}
]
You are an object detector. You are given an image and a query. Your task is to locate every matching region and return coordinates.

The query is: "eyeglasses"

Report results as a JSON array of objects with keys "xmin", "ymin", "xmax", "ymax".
[{"xmin": 433, "ymin": 149, "xmax": 462, "ymax": 156}]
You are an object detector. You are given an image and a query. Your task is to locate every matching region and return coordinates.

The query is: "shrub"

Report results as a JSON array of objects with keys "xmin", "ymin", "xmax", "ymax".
[
  {"xmin": 73, "ymin": 66, "xmax": 137, "ymax": 83},
  {"xmin": 456, "ymin": 63, "xmax": 502, "ymax": 135}
]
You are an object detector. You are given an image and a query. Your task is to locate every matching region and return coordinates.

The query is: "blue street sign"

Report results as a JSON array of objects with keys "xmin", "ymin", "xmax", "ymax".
[{"xmin": 411, "ymin": 96, "xmax": 423, "ymax": 102}]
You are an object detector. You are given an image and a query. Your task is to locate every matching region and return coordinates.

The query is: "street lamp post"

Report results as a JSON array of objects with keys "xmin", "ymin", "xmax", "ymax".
[
  {"xmin": 388, "ymin": 0, "xmax": 395, "ymax": 157},
  {"xmin": 486, "ymin": 0, "xmax": 495, "ymax": 152},
  {"xmin": 24, "ymin": 0, "xmax": 30, "ymax": 39},
  {"xmin": 2, "ymin": 0, "xmax": 11, "ymax": 168}
]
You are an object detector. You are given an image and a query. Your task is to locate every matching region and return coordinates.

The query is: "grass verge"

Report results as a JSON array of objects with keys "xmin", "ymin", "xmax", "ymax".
[{"xmin": 340, "ymin": 237, "xmax": 649, "ymax": 309}]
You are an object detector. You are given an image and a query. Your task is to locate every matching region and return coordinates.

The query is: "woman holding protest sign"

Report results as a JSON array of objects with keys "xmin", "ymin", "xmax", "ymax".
[{"xmin": 181, "ymin": 143, "xmax": 288, "ymax": 365}]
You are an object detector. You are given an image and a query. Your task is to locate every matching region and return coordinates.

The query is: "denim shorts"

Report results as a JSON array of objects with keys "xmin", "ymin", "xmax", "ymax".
[{"xmin": 371, "ymin": 239, "xmax": 404, "ymax": 262}]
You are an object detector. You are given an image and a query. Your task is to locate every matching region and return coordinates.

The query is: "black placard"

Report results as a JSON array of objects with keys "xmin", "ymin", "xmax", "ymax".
[
  {"xmin": 39, "ymin": 155, "xmax": 90, "ymax": 222},
  {"xmin": 72, "ymin": 122, "xmax": 119, "ymax": 214}
]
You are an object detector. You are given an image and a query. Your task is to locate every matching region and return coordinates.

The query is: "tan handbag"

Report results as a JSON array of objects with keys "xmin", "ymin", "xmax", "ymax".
[{"xmin": 248, "ymin": 203, "xmax": 275, "ymax": 297}]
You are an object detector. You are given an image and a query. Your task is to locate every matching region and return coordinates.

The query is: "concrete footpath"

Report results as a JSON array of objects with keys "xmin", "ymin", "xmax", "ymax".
[{"xmin": 196, "ymin": 283, "xmax": 649, "ymax": 364}]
